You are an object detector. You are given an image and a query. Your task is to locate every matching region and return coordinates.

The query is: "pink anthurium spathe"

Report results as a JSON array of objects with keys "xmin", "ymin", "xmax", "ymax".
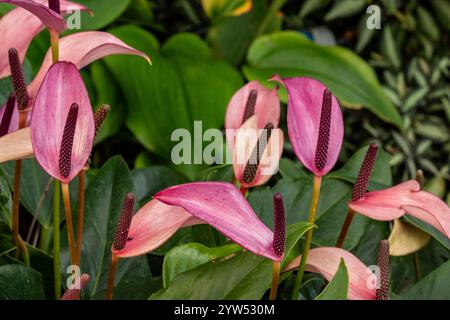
[
  {"xmin": 284, "ymin": 247, "xmax": 376, "ymax": 300},
  {"xmin": 112, "ymin": 182, "xmax": 281, "ymax": 261},
  {"xmin": 233, "ymin": 115, "xmax": 284, "ymax": 188},
  {"xmin": 30, "ymin": 61, "xmax": 94, "ymax": 183},
  {"xmin": 27, "ymin": 31, "xmax": 151, "ymax": 97},
  {"xmin": 271, "ymin": 75, "xmax": 344, "ymax": 176},
  {"xmin": 349, "ymin": 180, "xmax": 450, "ymax": 239},
  {"xmin": 0, "ymin": 31, "xmax": 150, "ymax": 147},
  {"xmin": 225, "ymin": 80, "xmax": 280, "ymax": 149},
  {"xmin": 0, "ymin": 0, "xmax": 86, "ymax": 79},
  {"xmin": 225, "ymin": 81, "xmax": 282, "ymax": 188}
]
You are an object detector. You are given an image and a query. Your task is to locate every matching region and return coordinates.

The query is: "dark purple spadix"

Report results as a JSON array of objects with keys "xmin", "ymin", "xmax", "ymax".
[
  {"xmin": 351, "ymin": 143, "xmax": 378, "ymax": 201},
  {"xmin": 48, "ymin": 0, "xmax": 61, "ymax": 14},
  {"xmin": 8, "ymin": 48, "xmax": 29, "ymax": 111},
  {"xmin": 241, "ymin": 90, "xmax": 257, "ymax": 125},
  {"xmin": 94, "ymin": 104, "xmax": 111, "ymax": 136},
  {"xmin": 376, "ymin": 240, "xmax": 390, "ymax": 300},
  {"xmin": 272, "ymin": 193, "xmax": 286, "ymax": 257},
  {"xmin": 113, "ymin": 193, "xmax": 135, "ymax": 251},
  {"xmin": 0, "ymin": 94, "xmax": 16, "ymax": 137},
  {"xmin": 58, "ymin": 103, "xmax": 78, "ymax": 179},
  {"xmin": 61, "ymin": 273, "xmax": 90, "ymax": 300},
  {"xmin": 242, "ymin": 122, "xmax": 274, "ymax": 183},
  {"xmin": 314, "ymin": 89, "xmax": 332, "ymax": 171}
]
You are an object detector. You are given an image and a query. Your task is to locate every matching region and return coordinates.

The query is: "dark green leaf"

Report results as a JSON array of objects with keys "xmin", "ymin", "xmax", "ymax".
[
  {"xmin": 315, "ymin": 258, "xmax": 349, "ymax": 300},
  {"xmin": 0, "ymin": 264, "xmax": 45, "ymax": 299},
  {"xmin": 162, "ymin": 242, "xmax": 242, "ymax": 287}
]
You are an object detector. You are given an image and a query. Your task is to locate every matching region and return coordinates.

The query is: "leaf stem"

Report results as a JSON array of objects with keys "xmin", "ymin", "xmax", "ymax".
[
  {"xmin": 106, "ymin": 254, "xmax": 119, "ymax": 300},
  {"xmin": 53, "ymin": 180, "xmax": 61, "ymax": 299},
  {"xmin": 269, "ymin": 260, "xmax": 281, "ymax": 300},
  {"xmin": 12, "ymin": 112, "xmax": 29, "ymax": 266},
  {"xmin": 335, "ymin": 208, "xmax": 356, "ymax": 248},
  {"xmin": 61, "ymin": 182, "xmax": 76, "ymax": 265},
  {"xmin": 75, "ymin": 170, "xmax": 86, "ymax": 266},
  {"xmin": 291, "ymin": 175, "xmax": 322, "ymax": 299}
]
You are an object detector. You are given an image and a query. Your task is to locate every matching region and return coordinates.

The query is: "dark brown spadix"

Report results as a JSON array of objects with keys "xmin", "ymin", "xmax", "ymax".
[
  {"xmin": 242, "ymin": 90, "xmax": 257, "ymax": 125},
  {"xmin": 272, "ymin": 193, "xmax": 286, "ymax": 257},
  {"xmin": 8, "ymin": 48, "xmax": 29, "ymax": 111},
  {"xmin": 0, "ymin": 95, "xmax": 16, "ymax": 137},
  {"xmin": 113, "ymin": 193, "xmax": 135, "ymax": 251},
  {"xmin": 58, "ymin": 103, "xmax": 78, "ymax": 179},
  {"xmin": 48, "ymin": 0, "xmax": 61, "ymax": 14},
  {"xmin": 61, "ymin": 273, "xmax": 90, "ymax": 300},
  {"xmin": 314, "ymin": 89, "xmax": 332, "ymax": 171},
  {"xmin": 242, "ymin": 122, "xmax": 274, "ymax": 183},
  {"xmin": 351, "ymin": 143, "xmax": 378, "ymax": 201},
  {"xmin": 94, "ymin": 104, "xmax": 111, "ymax": 136},
  {"xmin": 376, "ymin": 240, "xmax": 390, "ymax": 300}
]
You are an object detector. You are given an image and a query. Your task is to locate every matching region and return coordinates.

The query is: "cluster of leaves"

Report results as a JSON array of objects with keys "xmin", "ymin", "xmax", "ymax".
[{"xmin": 0, "ymin": 0, "xmax": 449, "ymax": 300}]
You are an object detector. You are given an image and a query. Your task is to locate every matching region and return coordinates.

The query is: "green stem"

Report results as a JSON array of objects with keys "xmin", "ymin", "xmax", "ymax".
[
  {"xmin": 39, "ymin": 225, "xmax": 49, "ymax": 251},
  {"xmin": 256, "ymin": 0, "xmax": 286, "ymax": 37},
  {"xmin": 53, "ymin": 180, "xmax": 61, "ymax": 300},
  {"xmin": 291, "ymin": 175, "xmax": 322, "ymax": 299}
]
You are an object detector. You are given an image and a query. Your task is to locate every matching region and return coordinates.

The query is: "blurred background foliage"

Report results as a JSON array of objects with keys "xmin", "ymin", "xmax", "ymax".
[{"xmin": 0, "ymin": 0, "xmax": 449, "ymax": 299}]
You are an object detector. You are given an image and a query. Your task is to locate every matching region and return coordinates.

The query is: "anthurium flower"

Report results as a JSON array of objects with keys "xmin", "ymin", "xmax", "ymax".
[
  {"xmin": 271, "ymin": 75, "xmax": 344, "ymax": 176},
  {"xmin": 284, "ymin": 247, "xmax": 376, "ymax": 300},
  {"xmin": 0, "ymin": 0, "xmax": 86, "ymax": 79},
  {"xmin": 0, "ymin": 31, "xmax": 150, "ymax": 147},
  {"xmin": 349, "ymin": 180, "xmax": 450, "ymax": 239},
  {"xmin": 233, "ymin": 115, "xmax": 284, "ymax": 188},
  {"xmin": 225, "ymin": 80, "xmax": 280, "ymax": 149},
  {"xmin": 30, "ymin": 61, "xmax": 94, "ymax": 183},
  {"xmin": 112, "ymin": 182, "xmax": 281, "ymax": 261},
  {"xmin": 225, "ymin": 81, "xmax": 282, "ymax": 187}
]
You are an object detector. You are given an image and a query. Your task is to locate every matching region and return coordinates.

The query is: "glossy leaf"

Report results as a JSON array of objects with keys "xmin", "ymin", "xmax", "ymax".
[
  {"xmin": 315, "ymin": 258, "xmax": 349, "ymax": 300},
  {"xmin": 151, "ymin": 221, "xmax": 312, "ymax": 299},
  {"xmin": 0, "ymin": 264, "xmax": 45, "ymax": 299},
  {"xmin": 402, "ymin": 259, "xmax": 450, "ymax": 299},
  {"xmin": 162, "ymin": 243, "xmax": 242, "ymax": 287},
  {"xmin": 104, "ymin": 25, "xmax": 243, "ymax": 179}
]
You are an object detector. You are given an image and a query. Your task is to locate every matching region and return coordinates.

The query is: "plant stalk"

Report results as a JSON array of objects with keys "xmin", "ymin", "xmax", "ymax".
[
  {"xmin": 49, "ymin": 29, "xmax": 59, "ymax": 64},
  {"xmin": 53, "ymin": 180, "xmax": 61, "ymax": 299},
  {"xmin": 12, "ymin": 112, "xmax": 29, "ymax": 266},
  {"xmin": 61, "ymin": 182, "xmax": 76, "ymax": 265},
  {"xmin": 75, "ymin": 169, "xmax": 86, "ymax": 265},
  {"xmin": 335, "ymin": 208, "xmax": 356, "ymax": 248},
  {"xmin": 106, "ymin": 254, "xmax": 119, "ymax": 300},
  {"xmin": 269, "ymin": 260, "xmax": 281, "ymax": 300},
  {"xmin": 291, "ymin": 175, "xmax": 322, "ymax": 299}
]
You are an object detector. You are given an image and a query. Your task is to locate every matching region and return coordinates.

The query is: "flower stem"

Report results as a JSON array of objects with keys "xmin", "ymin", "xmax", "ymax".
[
  {"xmin": 240, "ymin": 186, "xmax": 247, "ymax": 197},
  {"xmin": 269, "ymin": 260, "xmax": 281, "ymax": 300},
  {"xmin": 75, "ymin": 170, "xmax": 86, "ymax": 266},
  {"xmin": 12, "ymin": 112, "xmax": 29, "ymax": 266},
  {"xmin": 291, "ymin": 175, "xmax": 322, "ymax": 299},
  {"xmin": 53, "ymin": 180, "xmax": 61, "ymax": 299},
  {"xmin": 335, "ymin": 208, "xmax": 356, "ymax": 248},
  {"xmin": 49, "ymin": 29, "xmax": 59, "ymax": 64},
  {"xmin": 61, "ymin": 182, "xmax": 76, "ymax": 265},
  {"xmin": 106, "ymin": 254, "xmax": 119, "ymax": 300}
]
